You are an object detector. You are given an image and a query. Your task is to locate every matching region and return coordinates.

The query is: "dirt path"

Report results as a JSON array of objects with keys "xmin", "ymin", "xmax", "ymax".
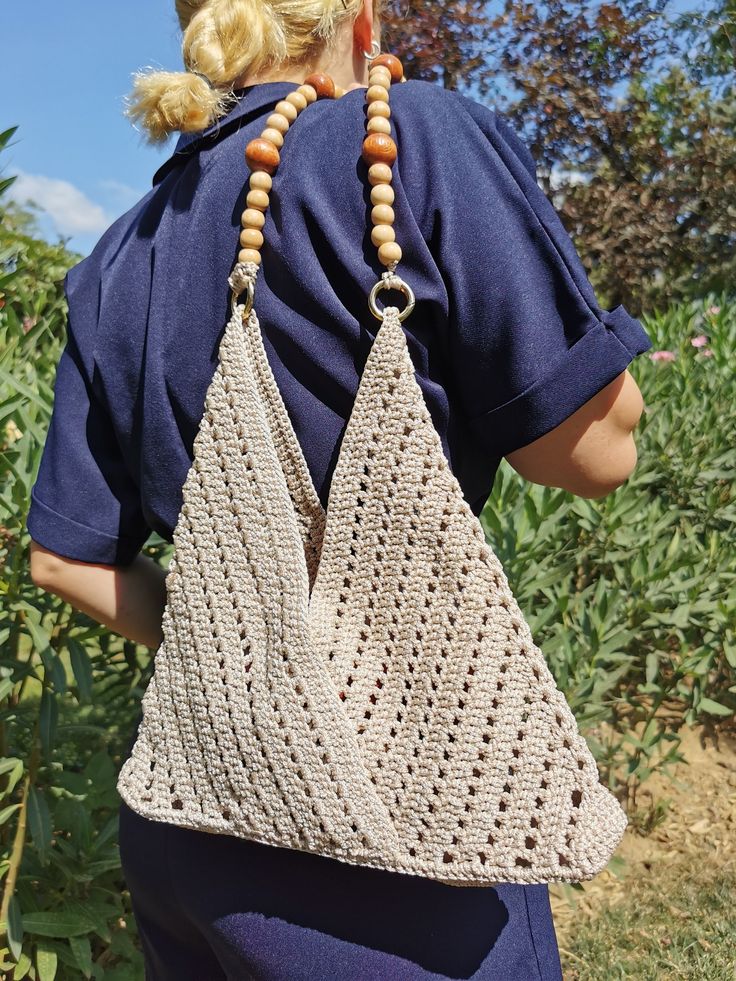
[{"xmin": 550, "ymin": 725, "xmax": 736, "ymax": 943}]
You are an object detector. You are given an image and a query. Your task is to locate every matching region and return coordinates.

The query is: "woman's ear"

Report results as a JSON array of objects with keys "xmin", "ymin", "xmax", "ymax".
[{"xmin": 352, "ymin": 0, "xmax": 375, "ymax": 57}]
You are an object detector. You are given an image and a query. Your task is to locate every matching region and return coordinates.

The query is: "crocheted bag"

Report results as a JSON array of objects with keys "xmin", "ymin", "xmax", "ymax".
[{"xmin": 117, "ymin": 68, "xmax": 628, "ymax": 887}]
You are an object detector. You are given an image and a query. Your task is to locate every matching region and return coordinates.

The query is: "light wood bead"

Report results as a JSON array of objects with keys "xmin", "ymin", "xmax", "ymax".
[
  {"xmin": 369, "ymin": 67, "xmax": 392, "ymax": 89},
  {"xmin": 261, "ymin": 127, "xmax": 284, "ymax": 149},
  {"xmin": 367, "ymin": 116, "xmax": 391, "ymax": 136},
  {"xmin": 334, "ymin": 84, "xmax": 346, "ymax": 99},
  {"xmin": 298, "ymin": 83, "xmax": 317, "ymax": 103},
  {"xmin": 249, "ymin": 171, "xmax": 272, "ymax": 192},
  {"xmin": 247, "ymin": 188, "xmax": 270, "ymax": 211},
  {"xmin": 371, "ymin": 204, "xmax": 395, "ymax": 226},
  {"xmin": 367, "ymin": 100, "xmax": 391, "ymax": 120},
  {"xmin": 240, "ymin": 228, "xmax": 264, "ymax": 249},
  {"xmin": 368, "ymin": 163, "xmax": 393, "ymax": 185},
  {"xmin": 241, "ymin": 208, "xmax": 265, "ymax": 230},
  {"xmin": 370, "ymin": 183, "xmax": 395, "ymax": 206},
  {"xmin": 378, "ymin": 241, "xmax": 402, "ymax": 266},
  {"xmin": 266, "ymin": 112, "xmax": 290, "ymax": 135},
  {"xmin": 371, "ymin": 224, "xmax": 396, "ymax": 247},
  {"xmin": 239, "ymin": 248, "xmax": 262, "ymax": 265},
  {"xmin": 366, "ymin": 84, "xmax": 390, "ymax": 104},
  {"xmin": 275, "ymin": 99, "xmax": 298, "ymax": 122},
  {"xmin": 286, "ymin": 90, "xmax": 308, "ymax": 112}
]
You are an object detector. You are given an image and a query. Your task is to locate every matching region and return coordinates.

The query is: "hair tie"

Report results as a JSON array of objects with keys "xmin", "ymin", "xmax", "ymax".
[{"xmin": 189, "ymin": 68, "xmax": 215, "ymax": 88}]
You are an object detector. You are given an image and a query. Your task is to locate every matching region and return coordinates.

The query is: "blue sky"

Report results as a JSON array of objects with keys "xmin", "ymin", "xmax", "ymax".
[{"xmin": 3, "ymin": 1, "xmax": 185, "ymax": 254}]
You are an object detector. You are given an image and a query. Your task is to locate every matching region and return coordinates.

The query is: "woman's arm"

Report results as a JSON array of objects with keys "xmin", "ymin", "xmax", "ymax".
[
  {"xmin": 505, "ymin": 368, "xmax": 645, "ymax": 498},
  {"xmin": 29, "ymin": 540, "xmax": 167, "ymax": 650}
]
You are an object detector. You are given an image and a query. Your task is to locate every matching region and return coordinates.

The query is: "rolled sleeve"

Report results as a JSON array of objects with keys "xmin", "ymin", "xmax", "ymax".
[
  {"xmin": 466, "ymin": 304, "xmax": 652, "ymax": 458},
  {"xmin": 26, "ymin": 299, "xmax": 151, "ymax": 567}
]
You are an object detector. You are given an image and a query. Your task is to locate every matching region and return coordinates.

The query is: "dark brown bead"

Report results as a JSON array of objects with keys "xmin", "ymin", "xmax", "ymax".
[
  {"xmin": 372, "ymin": 53, "xmax": 403, "ymax": 83},
  {"xmin": 362, "ymin": 133, "xmax": 397, "ymax": 168},
  {"xmin": 304, "ymin": 72, "xmax": 335, "ymax": 99},
  {"xmin": 245, "ymin": 138, "xmax": 280, "ymax": 174}
]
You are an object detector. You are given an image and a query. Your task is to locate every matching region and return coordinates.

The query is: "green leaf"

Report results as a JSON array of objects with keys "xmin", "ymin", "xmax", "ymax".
[
  {"xmin": 68, "ymin": 936, "xmax": 92, "ymax": 979},
  {"xmin": 22, "ymin": 912, "xmax": 94, "ymax": 939},
  {"xmin": 0, "ymin": 802, "xmax": 22, "ymax": 825},
  {"xmin": 7, "ymin": 893, "xmax": 24, "ymax": 961},
  {"xmin": 39, "ymin": 688, "xmax": 58, "ymax": 759},
  {"xmin": 13, "ymin": 951, "xmax": 33, "ymax": 979},
  {"xmin": 697, "ymin": 697, "xmax": 733, "ymax": 717},
  {"xmin": 35, "ymin": 942, "xmax": 58, "ymax": 981},
  {"xmin": 27, "ymin": 786, "xmax": 52, "ymax": 865},
  {"xmin": 68, "ymin": 639, "xmax": 94, "ymax": 704},
  {"xmin": 0, "ymin": 757, "xmax": 24, "ymax": 797}
]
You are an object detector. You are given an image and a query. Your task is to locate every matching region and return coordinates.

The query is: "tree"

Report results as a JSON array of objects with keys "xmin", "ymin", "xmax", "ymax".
[
  {"xmin": 384, "ymin": 0, "xmax": 736, "ymax": 313},
  {"xmin": 383, "ymin": 0, "xmax": 496, "ymax": 92}
]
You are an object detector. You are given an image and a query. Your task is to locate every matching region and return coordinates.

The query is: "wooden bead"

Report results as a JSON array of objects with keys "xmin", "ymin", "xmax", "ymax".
[
  {"xmin": 370, "ymin": 183, "xmax": 395, "ymax": 206},
  {"xmin": 372, "ymin": 53, "xmax": 404, "ymax": 83},
  {"xmin": 249, "ymin": 171, "xmax": 272, "ymax": 192},
  {"xmin": 371, "ymin": 204, "xmax": 395, "ymax": 226},
  {"xmin": 362, "ymin": 133, "xmax": 397, "ymax": 167},
  {"xmin": 275, "ymin": 99, "xmax": 298, "ymax": 122},
  {"xmin": 378, "ymin": 241, "xmax": 402, "ymax": 266},
  {"xmin": 304, "ymin": 72, "xmax": 335, "ymax": 99},
  {"xmin": 298, "ymin": 83, "xmax": 317, "ymax": 103},
  {"xmin": 246, "ymin": 188, "xmax": 270, "ymax": 211},
  {"xmin": 260, "ymin": 127, "xmax": 284, "ymax": 149},
  {"xmin": 266, "ymin": 112, "xmax": 290, "ymax": 135},
  {"xmin": 239, "ymin": 248, "xmax": 261, "ymax": 265},
  {"xmin": 368, "ymin": 162, "xmax": 393, "ymax": 185},
  {"xmin": 245, "ymin": 138, "xmax": 280, "ymax": 174},
  {"xmin": 371, "ymin": 224, "xmax": 396, "ymax": 247},
  {"xmin": 367, "ymin": 100, "xmax": 390, "ymax": 120},
  {"xmin": 334, "ymin": 84, "xmax": 346, "ymax": 99},
  {"xmin": 240, "ymin": 228, "xmax": 264, "ymax": 249},
  {"xmin": 367, "ymin": 116, "xmax": 391, "ymax": 135},
  {"xmin": 286, "ymin": 90, "xmax": 308, "ymax": 112},
  {"xmin": 369, "ymin": 67, "xmax": 392, "ymax": 89},
  {"xmin": 366, "ymin": 84, "xmax": 390, "ymax": 104},
  {"xmin": 241, "ymin": 208, "xmax": 265, "ymax": 230}
]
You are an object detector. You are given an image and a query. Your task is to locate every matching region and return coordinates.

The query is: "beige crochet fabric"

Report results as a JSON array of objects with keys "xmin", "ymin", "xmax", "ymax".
[{"xmin": 117, "ymin": 275, "xmax": 628, "ymax": 885}]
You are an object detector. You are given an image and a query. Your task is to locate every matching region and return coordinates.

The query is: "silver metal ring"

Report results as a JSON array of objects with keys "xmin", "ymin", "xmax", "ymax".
[
  {"xmin": 368, "ymin": 277, "xmax": 416, "ymax": 322},
  {"xmin": 363, "ymin": 39, "xmax": 381, "ymax": 61},
  {"xmin": 231, "ymin": 281, "xmax": 255, "ymax": 320}
]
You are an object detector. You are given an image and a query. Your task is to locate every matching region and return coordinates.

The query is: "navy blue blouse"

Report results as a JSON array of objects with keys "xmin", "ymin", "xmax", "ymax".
[{"xmin": 26, "ymin": 79, "xmax": 652, "ymax": 566}]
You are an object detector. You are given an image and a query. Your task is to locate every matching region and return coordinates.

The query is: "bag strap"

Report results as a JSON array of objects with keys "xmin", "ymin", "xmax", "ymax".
[{"xmin": 228, "ymin": 55, "xmax": 415, "ymax": 326}]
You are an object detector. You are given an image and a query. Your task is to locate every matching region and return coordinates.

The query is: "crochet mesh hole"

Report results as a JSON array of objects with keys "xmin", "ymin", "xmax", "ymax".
[
  {"xmin": 572, "ymin": 789, "xmax": 583, "ymax": 808},
  {"xmin": 515, "ymin": 856, "xmax": 532, "ymax": 868}
]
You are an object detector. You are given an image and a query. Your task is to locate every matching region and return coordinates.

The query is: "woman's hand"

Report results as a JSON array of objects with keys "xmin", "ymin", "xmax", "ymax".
[{"xmin": 29, "ymin": 540, "xmax": 168, "ymax": 650}]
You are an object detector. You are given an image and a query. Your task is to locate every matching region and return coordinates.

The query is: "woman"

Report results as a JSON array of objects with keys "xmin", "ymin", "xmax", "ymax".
[{"xmin": 27, "ymin": 0, "xmax": 651, "ymax": 977}]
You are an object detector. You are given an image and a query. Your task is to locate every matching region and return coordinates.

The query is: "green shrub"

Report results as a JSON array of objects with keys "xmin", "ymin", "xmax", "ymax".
[{"xmin": 483, "ymin": 297, "xmax": 735, "ymax": 795}]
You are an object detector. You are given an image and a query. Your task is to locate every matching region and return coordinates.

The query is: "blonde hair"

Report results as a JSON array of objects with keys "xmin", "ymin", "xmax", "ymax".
[{"xmin": 127, "ymin": 0, "xmax": 373, "ymax": 143}]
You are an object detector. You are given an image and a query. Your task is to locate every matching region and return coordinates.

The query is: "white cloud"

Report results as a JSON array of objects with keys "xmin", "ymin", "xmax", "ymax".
[
  {"xmin": 9, "ymin": 170, "xmax": 112, "ymax": 236},
  {"xmin": 98, "ymin": 178, "xmax": 144, "ymax": 209}
]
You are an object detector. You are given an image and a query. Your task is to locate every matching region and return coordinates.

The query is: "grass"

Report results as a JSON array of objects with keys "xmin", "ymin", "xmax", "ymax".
[{"xmin": 559, "ymin": 860, "xmax": 736, "ymax": 980}]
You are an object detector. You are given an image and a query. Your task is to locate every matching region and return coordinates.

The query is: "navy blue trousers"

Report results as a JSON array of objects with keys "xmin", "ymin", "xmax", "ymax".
[{"xmin": 118, "ymin": 800, "xmax": 563, "ymax": 980}]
